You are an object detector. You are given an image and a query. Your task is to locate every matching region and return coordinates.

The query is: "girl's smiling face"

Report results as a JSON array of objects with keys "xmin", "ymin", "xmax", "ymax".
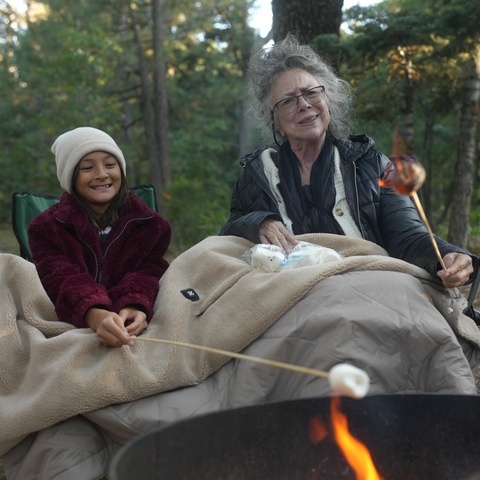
[{"xmin": 74, "ymin": 151, "xmax": 122, "ymax": 215}]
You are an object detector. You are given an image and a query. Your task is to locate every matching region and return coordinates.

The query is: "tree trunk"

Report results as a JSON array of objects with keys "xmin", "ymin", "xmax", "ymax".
[
  {"xmin": 398, "ymin": 46, "xmax": 415, "ymax": 153},
  {"xmin": 239, "ymin": 97, "xmax": 255, "ymax": 157},
  {"xmin": 120, "ymin": 12, "xmax": 137, "ymax": 185},
  {"xmin": 239, "ymin": 34, "xmax": 267, "ymax": 155},
  {"xmin": 212, "ymin": 3, "xmax": 256, "ymax": 157},
  {"xmin": 473, "ymin": 140, "xmax": 480, "ymax": 210},
  {"xmin": 129, "ymin": 4, "xmax": 163, "ymax": 191},
  {"xmin": 448, "ymin": 49, "xmax": 480, "ymax": 249},
  {"xmin": 152, "ymin": 0, "xmax": 171, "ymax": 189},
  {"xmin": 272, "ymin": 0, "xmax": 343, "ymax": 44},
  {"xmin": 404, "ymin": 54, "xmax": 415, "ymax": 153},
  {"xmin": 422, "ymin": 121, "xmax": 434, "ymax": 222}
]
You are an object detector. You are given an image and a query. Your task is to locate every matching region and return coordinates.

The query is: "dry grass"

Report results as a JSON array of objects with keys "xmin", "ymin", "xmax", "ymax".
[
  {"xmin": 459, "ymin": 284, "xmax": 480, "ymax": 310},
  {"xmin": 0, "ymin": 224, "xmax": 19, "ymax": 256}
]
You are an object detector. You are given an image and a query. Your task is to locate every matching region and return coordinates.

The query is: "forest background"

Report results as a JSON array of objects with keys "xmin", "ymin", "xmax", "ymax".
[{"xmin": 0, "ymin": 0, "xmax": 479, "ymax": 260}]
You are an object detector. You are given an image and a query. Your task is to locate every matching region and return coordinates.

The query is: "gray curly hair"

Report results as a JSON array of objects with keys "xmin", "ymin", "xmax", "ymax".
[{"xmin": 246, "ymin": 34, "xmax": 356, "ymax": 142}]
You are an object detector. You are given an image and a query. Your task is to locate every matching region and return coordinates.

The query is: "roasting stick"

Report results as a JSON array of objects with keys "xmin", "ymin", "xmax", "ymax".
[
  {"xmin": 410, "ymin": 191, "xmax": 460, "ymax": 298},
  {"xmin": 386, "ymin": 157, "xmax": 459, "ymax": 298},
  {"xmin": 133, "ymin": 338, "xmax": 371, "ymax": 398},
  {"xmin": 133, "ymin": 337, "xmax": 329, "ymax": 378},
  {"xmin": 410, "ymin": 191, "xmax": 447, "ymax": 271}
]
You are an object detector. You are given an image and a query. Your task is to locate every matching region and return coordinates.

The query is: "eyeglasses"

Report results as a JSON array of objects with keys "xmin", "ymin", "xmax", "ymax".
[{"xmin": 272, "ymin": 86, "xmax": 326, "ymax": 115}]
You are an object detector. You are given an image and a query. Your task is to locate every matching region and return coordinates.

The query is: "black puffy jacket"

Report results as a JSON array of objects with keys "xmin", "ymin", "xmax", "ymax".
[{"xmin": 221, "ymin": 135, "xmax": 473, "ymax": 278}]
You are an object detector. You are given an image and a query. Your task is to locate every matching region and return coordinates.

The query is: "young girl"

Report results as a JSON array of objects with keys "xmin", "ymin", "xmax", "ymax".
[{"xmin": 28, "ymin": 127, "xmax": 172, "ymax": 348}]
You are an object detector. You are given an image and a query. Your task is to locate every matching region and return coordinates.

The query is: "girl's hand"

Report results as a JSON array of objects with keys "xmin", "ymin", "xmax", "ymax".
[
  {"xmin": 437, "ymin": 253, "xmax": 474, "ymax": 288},
  {"xmin": 119, "ymin": 306, "xmax": 148, "ymax": 337},
  {"xmin": 84, "ymin": 307, "xmax": 134, "ymax": 348}
]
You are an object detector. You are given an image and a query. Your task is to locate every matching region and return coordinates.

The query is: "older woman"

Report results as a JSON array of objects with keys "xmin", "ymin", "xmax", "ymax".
[{"xmin": 221, "ymin": 35, "xmax": 474, "ymax": 288}]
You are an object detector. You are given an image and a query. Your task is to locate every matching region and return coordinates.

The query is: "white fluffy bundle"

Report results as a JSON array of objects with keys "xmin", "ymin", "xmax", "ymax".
[{"xmin": 244, "ymin": 241, "xmax": 343, "ymax": 273}]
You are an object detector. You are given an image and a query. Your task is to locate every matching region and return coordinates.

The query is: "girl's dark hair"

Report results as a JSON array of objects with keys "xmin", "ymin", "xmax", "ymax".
[{"xmin": 71, "ymin": 158, "xmax": 130, "ymax": 232}]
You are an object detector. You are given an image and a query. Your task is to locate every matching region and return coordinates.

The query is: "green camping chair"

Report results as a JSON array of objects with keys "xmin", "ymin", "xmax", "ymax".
[{"xmin": 12, "ymin": 184, "xmax": 159, "ymax": 263}]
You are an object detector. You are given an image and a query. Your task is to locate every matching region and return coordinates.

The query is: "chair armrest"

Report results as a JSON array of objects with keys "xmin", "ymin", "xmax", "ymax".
[{"xmin": 464, "ymin": 256, "xmax": 480, "ymax": 322}]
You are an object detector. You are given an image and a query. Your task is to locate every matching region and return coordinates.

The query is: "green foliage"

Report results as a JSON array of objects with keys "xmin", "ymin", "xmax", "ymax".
[
  {"xmin": 0, "ymin": 0, "xmax": 258, "ymax": 256},
  {"xmin": 166, "ymin": 115, "xmax": 240, "ymax": 253},
  {"xmin": 163, "ymin": 174, "xmax": 232, "ymax": 255}
]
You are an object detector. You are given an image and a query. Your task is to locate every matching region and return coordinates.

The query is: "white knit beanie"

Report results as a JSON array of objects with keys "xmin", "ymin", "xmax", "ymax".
[{"xmin": 52, "ymin": 127, "xmax": 126, "ymax": 193}]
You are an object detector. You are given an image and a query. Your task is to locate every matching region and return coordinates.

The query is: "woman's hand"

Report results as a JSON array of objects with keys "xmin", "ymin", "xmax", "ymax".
[
  {"xmin": 259, "ymin": 219, "xmax": 298, "ymax": 253},
  {"xmin": 119, "ymin": 306, "xmax": 148, "ymax": 337},
  {"xmin": 84, "ymin": 307, "xmax": 134, "ymax": 348},
  {"xmin": 437, "ymin": 253, "xmax": 474, "ymax": 288}
]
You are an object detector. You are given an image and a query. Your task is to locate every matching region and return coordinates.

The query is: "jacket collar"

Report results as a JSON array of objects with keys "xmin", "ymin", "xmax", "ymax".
[
  {"xmin": 243, "ymin": 134, "xmax": 376, "ymax": 168},
  {"xmin": 240, "ymin": 146, "xmax": 272, "ymax": 167},
  {"xmin": 54, "ymin": 192, "xmax": 90, "ymax": 225},
  {"xmin": 54, "ymin": 192, "xmax": 154, "ymax": 236},
  {"xmin": 333, "ymin": 134, "xmax": 376, "ymax": 163}
]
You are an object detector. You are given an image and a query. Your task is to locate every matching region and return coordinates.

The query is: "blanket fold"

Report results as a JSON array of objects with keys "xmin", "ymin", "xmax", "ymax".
[{"xmin": 1, "ymin": 233, "xmax": 479, "ymax": 456}]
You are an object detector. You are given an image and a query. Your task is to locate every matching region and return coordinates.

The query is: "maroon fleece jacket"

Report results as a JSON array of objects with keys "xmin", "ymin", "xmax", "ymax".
[{"xmin": 28, "ymin": 192, "xmax": 171, "ymax": 328}]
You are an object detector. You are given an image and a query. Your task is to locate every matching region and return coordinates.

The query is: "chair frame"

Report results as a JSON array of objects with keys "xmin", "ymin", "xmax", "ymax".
[{"xmin": 12, "ymin": 184, "xmax": 158, "ymax": 263}]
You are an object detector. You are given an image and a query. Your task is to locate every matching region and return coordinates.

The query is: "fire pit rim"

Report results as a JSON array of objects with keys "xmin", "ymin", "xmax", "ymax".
[{"xmin": 109, "ymin": 393, "xmax": 480, "ymax": 480}]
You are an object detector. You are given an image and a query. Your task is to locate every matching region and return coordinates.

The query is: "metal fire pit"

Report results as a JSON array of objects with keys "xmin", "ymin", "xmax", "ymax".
[{"xmin": 109, "ymin": 394, "xmax": 480, "ymax": 480}]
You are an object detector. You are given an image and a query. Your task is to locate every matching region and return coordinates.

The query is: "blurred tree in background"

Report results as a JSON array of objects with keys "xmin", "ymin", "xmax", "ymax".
[
  {"xmin": 271, "ymin": 0, "xmax": 343, "ymax": 43},
  {"xmin": 0, "ymin": 0, "xmax": 478, "ymax": 256}
]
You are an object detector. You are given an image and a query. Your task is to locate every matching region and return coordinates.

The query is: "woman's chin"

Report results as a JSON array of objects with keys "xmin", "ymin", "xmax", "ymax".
[{"xmin": 288, "ymin": 130, "xmax": 327, "ymax": 149}]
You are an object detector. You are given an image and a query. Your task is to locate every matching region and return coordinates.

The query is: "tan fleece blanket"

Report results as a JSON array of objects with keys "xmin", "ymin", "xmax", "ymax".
[{"xmin": 1, "ymin": 233, "xmax": 479, "ymax": 456}]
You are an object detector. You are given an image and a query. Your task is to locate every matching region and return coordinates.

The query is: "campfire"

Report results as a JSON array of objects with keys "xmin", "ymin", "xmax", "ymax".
[
  {"xmin": 309, "ymin": 396, "xmax": 384, "ymax": 480},
  {"xmin": 109, "ymin": 394, "xmax": 480, "ymax": 480}
]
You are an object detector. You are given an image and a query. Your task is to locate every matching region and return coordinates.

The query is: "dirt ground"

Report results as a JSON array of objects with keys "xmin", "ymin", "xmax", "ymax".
[{"xmin": 0, "ymin": 225, "xmax": 19, "ymax": 256}]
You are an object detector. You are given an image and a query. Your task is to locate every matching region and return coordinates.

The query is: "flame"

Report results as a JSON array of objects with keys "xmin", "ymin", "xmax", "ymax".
[
  {"xmin": 378, "ymin": 155, "xmax": 425, "ymax": 196},
  {"xmin": 378, "ymin": 128, "xmax": 424, "ymax": 196},
  {"xmin": 330, "ymin": 396, "xmax": 384, "ymax": 480},
  {"xmin": 308, "ymin": 415, "xmax": 328, "ymax": 444},
  {"xmin": 392, "ymin": 127, "xmax": 410, "ymax": 157}
]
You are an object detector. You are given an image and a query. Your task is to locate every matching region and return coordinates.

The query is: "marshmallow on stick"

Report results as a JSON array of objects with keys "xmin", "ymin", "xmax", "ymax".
[
  {"xmin": 133, "ymin": 337, "xmax": 370, "ymax": 398},
  {"xmin": 328, "ymin": 364, "xmax": 370, "ymax": 399},
  {"xmin": 381, "ymin": 156, "xmax": 447, "ymax": 272}
]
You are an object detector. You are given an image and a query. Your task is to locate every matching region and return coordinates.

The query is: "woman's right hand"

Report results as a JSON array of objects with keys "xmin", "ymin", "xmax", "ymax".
[
  {"xmin": 259, "ymin": 219, "xmax": 298, "ymax": 253},
  {"xmin": 84, "ymin": 307, "xmax": 134, "ymax": 348}
]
